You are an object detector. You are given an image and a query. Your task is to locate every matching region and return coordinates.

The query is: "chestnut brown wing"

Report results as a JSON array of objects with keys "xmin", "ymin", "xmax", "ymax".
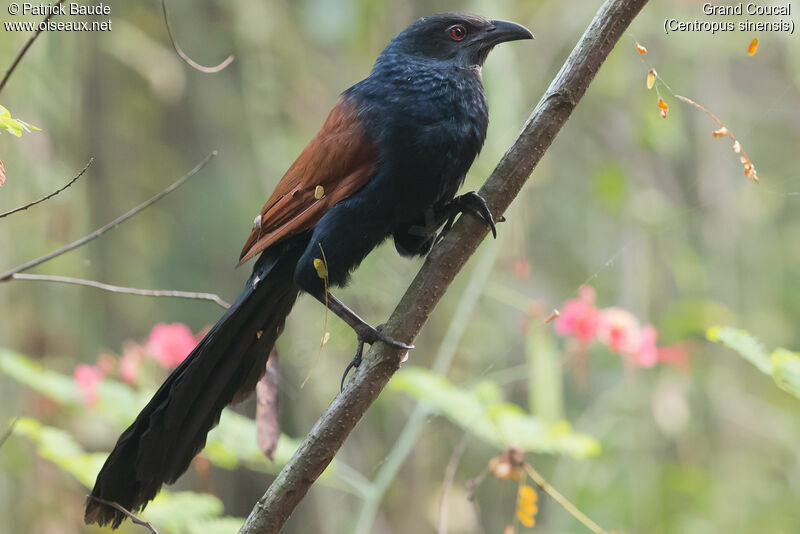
[{"xmin": 238, "ymin": 98, "xmax": 378, "ymax": 264}]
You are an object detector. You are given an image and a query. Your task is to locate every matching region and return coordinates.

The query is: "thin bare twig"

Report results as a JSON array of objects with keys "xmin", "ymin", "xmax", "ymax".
[
  {"xmin": 0, "ymin": 151, "xmax": 217, "ymax": 282},
  {"xmin": 85, "ymin": 496, "xmax": 158, "ymax": 534},
  {"xmin": 11, "ymin": 273, "xmax": 230, "ymax": 308},
  {"xmin": 0, "ymin": 159, "xmax": 93, "ymax": 219},
  {"xmin": 523, "ymin": 463, "xmax": 608, "ymax": 534},
  {"xmin": 0, "ymin": 0, "xmax": 66, "ymax": 95},
  {"xmin": 161, "ymin": 0, "xmax": 234, "ymax": 73},
  {"xmin": 673, "ymin": 94, "xmax": 758, "ymax": 183},
  {"xmin": 437, "ymin": 434, "xmax": 469, "ymax": 534}
]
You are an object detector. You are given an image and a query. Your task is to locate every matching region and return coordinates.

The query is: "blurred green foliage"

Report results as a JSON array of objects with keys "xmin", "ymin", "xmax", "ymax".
[
  {"xmin": 1, "ymin": 0, "xmax": 799, "ymax": 533},
  {"xmin": 389, "ymin": 366, "xmax": 600, "ymax": 458}
]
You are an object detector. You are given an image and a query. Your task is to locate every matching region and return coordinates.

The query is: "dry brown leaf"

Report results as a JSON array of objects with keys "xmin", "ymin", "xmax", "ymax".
[
  {"xmin": 488, "ymin": 446, "xmax": 525, "ymax": 481},
  {"xmin": 256, "ymin": 350, "xmax": 281, "ymax": 460}
]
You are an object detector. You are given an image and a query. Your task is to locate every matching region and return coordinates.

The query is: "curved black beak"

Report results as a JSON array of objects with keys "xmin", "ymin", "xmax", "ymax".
[{"xmin": 485, "ymin": 19, "xmax": 534, "ymax": 46}]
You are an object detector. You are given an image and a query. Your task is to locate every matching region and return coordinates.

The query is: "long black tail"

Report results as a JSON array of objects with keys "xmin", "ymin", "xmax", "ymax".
[{"xmin": 85, "ymin": 239, "xmax": 304, "ymax": 528}]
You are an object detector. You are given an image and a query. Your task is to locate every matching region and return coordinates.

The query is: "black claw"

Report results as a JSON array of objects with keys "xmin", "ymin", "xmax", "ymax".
[
  {"xmin": 341, "ymin": 339, "xmax": 365, "ymax": 390},
  {"xmin": 460, "ymin": 192, "xmax": 497, "ymax": 239},
  {"xmin": 340, "ymin": 325, "xmax": 413, "ymax": 390},
  {"xmin": 439, "ymin": 192, "xmax": 498, "ymax": 242},
  {"xmin": 318, "ymin": 292, "xmax": 413, "ymax": 389}
]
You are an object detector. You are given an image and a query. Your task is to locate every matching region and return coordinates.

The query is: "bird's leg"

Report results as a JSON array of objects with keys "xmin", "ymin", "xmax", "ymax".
[
  {"xmin": 436, "ymin": 191, "xmax": 500, "ymax": 245},
  {"xmin": 310, "ymin": 291, "xmax": 414, "ymax": 388}
]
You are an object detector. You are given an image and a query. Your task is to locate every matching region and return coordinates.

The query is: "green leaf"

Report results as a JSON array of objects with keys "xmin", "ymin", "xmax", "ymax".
[
  {"xmin": 185, "ymin": 517, "xmax": 246, "ymax": 534},
  {"xmin": 12, "ymin": 416, "xmax": 236, "ymax": 534},
  {"xmin": 526, "ymin": 322, "xmax": 563, "ymax": 422},
  {"xmin": 142, "ymin": 491, "xmax": 224, "ymax": 533},
  {"xmin": 771, "ymin": 348, "xmax": 800, "ymax": 399},
  {"xmin": 706, "ymin": 326, "xmax": 771, "ymax": 374},
  {"xmin": 388, "ymin": 367, "xmax": 497, "ymax": 445},
  {"xmin": 0, "ymin": 350, "xmax": 82, "ymax": 405},
  {"xmin": 0, "ymin": 350, "xmax": 143, "ymax": 423},
  {"xmin": 206, "ymin": 410, "xmax": 303, "ymax": 474},
  {"xmin": 11, "ymin": 417, "xmax": 105, "ymax": 488},
  {"xmin": 707, "ymin": 327, "xmax": 800, "ymax": 399},
  {"xmin": 0, "ymin": 350, "xmax": 354, "ymax": 488},
  {"xmin": 388, "ymin": 366, "xmax": 599, "ymax": 458},
  {"xmin": 0, "ymin": 104, "xmax": 39, "ymax": 137}
]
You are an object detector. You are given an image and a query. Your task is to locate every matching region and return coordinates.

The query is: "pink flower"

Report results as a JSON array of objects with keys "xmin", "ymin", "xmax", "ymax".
[
  {"xmin": 554, "ymin": 285, "xmax": 691, "ymax": 370},
  {"xmin": 512, "ymin": 258, "xmax": 531, "ymax": 280},
  {"xmin": 74, "ymin": 364, "xmax": 102, "ymax": 406},
  {"xmin": 656, "ymin": 344, "xmax": 691, "ymax": 371},
  {"xmin": 633, "ymin": 324, "xmax": 659, "ymax": 367},
  {"xmin": 147, "ymin": 323, "xmax": 197, "ymax": 369},
  {"xmin": 120, "ymin": 342, "xmax": 145, "ymax": 384},
  {"xmin": 555, "ymin": 286, "xmax": 599, "ymax": 343},
  {"xmin": 597, "ymin": 307, "xmax": 641, "ymax": 355},
  {"xmin": 95, "ymin": 353, "xmax": 115, "ymax": 376}
]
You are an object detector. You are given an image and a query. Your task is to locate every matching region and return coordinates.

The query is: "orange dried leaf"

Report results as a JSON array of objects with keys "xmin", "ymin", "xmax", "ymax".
[
  {"xmin": 635, "ymin": 41, "xmax": 647, "ymax": 55},
  {"xmin": 658, "ymin": 97, "xmax": 669, "ymax": 119},
  {"xmin": 748, "ymin": 38, "xmax": 759, "ymax": 56},
  {"xmin": 712, "ymin": 126, "xmax": 729, "ymax": 138},
  {"xmin": 646, "ymin": 69, "xmax": 656, "ymax": 90}
]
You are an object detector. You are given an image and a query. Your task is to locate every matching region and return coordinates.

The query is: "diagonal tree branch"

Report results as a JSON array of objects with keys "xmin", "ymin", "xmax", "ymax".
[
  {"xmin": 239, "ymin": 1, "xmax": 649, "ymax": 532},
  {"xmin": 0, "ymin": 159, "xmax": 93, "ymax": 219}
]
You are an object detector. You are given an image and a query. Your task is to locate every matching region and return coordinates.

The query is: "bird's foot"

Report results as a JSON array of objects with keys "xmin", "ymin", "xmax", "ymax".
[
  {"xmin": 340, "ymin": 323, "xmax": 413, "ymax": 390},
  {"xmin": 437, "ymin": 191, "xmax": 500, "ymax": 245}
]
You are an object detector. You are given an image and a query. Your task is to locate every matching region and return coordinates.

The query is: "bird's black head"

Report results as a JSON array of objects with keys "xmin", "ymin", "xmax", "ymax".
[{"xmin": 383, "ymin": 12, "xmax": 533, "ymax": 68}]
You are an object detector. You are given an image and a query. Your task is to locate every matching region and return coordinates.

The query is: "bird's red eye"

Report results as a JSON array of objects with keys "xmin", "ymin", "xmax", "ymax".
[{"xmin": 448, "ymin": 25, "xmax": 466, "ymax": 41}]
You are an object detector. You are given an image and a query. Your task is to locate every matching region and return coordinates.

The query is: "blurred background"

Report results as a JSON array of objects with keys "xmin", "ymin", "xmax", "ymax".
[{"xmin": 1, "ymin": 0, "xmax": 799, "ymax": 533}]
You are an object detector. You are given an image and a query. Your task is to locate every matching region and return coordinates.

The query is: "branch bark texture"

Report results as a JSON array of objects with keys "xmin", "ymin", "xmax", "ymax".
[{"xmin": 239, "ymin": 1, "xmax": 649, "ymax": 532}]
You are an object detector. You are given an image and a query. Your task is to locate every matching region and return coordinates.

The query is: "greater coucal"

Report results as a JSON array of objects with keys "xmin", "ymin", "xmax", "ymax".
[{"xmin": 85, "ymin": 12, "xmax": 532, "ymax": 528}]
